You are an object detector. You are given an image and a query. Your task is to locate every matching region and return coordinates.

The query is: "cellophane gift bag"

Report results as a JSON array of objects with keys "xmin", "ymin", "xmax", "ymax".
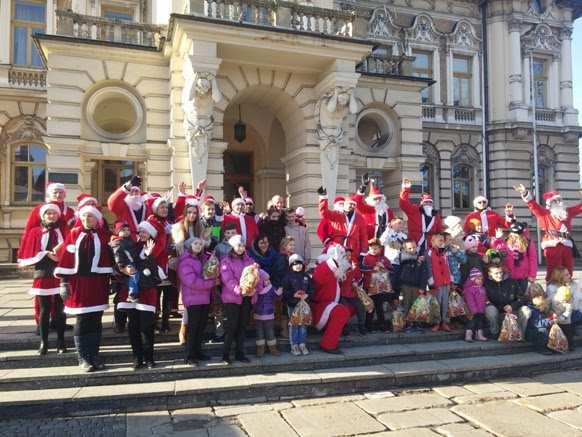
[
  {"xmin": 240, "ymin": 263, "xmax": 259, "ymax": 296},
  {"xmin": 547, "ymin": 323, "xmax": 569, "ymax": 353},
  {"xmin": 407, "ymin": 294, "xmax": 432, "ymax": 323},
  {"xmin": 447, "ymin": 290, "xmax": 468, "ymax": 318},
  {"xmin": 369, "ymin": 269, "xmax": 392, "ymax": 295},
  {"xmin": 498, "ymin": 313, "xmax": 522, "ymax": 343},
  {"xmin": 353, "ymin": 284, "xmax": 375, "ymax": 313},
  {"xmin": 391, "ymin": 306, "xmax": 405, "ymax": 332},
  {"xmin": 289, "ymin": 299, "xmax": 312, "ymax": 327},
  {"xmin": 203, "ymin": 255, "xmax": 219, "ymax": 279}
]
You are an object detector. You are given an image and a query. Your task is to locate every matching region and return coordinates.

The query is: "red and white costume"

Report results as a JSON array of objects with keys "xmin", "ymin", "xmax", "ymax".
[
  {"xmin": 24, "ymin": 202, "xmax": 74, "ymax": 234},
  {"xmin": 107, "ymin": 185, "xmax": 147, "ymax": 238},
  {"xmin": 318, "ymin": 196, "xmax": 368, "ymax": 260},
  {"xmin": 522, "ymin": 190, "xmax": 582, "ymax": 279},
  {"xmin": 55, "ymin": 226, "xmax": 113, "ymax": 314},
  {"xmin": 311, "ymin": 254, "xmax": 356, "ymax": 351},
  {"xmin": 175, "ymin": 192, "xmax": 202, "ymax": 220},
  {"xmin": 317, "ymin": 196, "xmax": 344, "ymax": 245},
  {"xmin": 463, "ymin": 197, "xmax": 510, "ymax": 238},
  {"xmin": 354, "ymin": 182, "xmax": 394, "ymax": 240},
  {"xmin": 399, "ymin": 185, "xmax": 443, "ymax": 252},
  {"xmin": 222, "ymin": 212, "xmax": 259, "ymax": 247}
]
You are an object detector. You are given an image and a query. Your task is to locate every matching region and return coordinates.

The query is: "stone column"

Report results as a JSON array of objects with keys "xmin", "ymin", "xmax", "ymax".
[
  {"xmin": 559, "ymin": 28, "xmax": 577, "ymax": 125},
  {"xmin": 46, "ymin": 0, "xmax": 55, "ymax": 34},
  {"xmin": 549, "ymin": 55, "xmax": 560, "ymax": 109},
  {"xmin": 523, "ymin": 56, "xmax": 531, "ymax": 106},
  {"xmin": 472, "ymin": 54, "xmax": 480, "ymax": 107},
  {"xmin": 432, "ymin": 48, "xmax": 441, "ymax": 105},
  {"xmin": 446, "ymin": 46, "xmax": 454, "ymax": 106},
  {"xmin": 508, "ymin": 20, "xmax": 523, "ymax": 107},
  {"xmin": 0, "ymin": 0, "xmax": 11, "ymax": 65}
]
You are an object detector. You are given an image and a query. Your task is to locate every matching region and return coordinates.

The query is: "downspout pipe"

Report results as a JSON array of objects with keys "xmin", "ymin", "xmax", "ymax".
[{"xmin": 480, "ymin": 0, "xmax": 490, "ymax": 199}]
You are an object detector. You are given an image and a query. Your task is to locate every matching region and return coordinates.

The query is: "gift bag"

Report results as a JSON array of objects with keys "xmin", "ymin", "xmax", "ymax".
[
  {"xmin": 407, "ymin": 294, "xmax": 431, "ymax": 323},
  {"xmin": 369, "ymin": 269, "xmax": 392, "ymax": 295},
  {"xmin": 498, "ymin": 313, "xmax": 522, "ymax": 343},
  {"xmin": 203, "ymin": 255, "xmax": 220, "ymax": 279},
  {"xmin": 547, "ymin": 323, "xmax": 569, "ymax": 353},
  {"xmin": 447, "ymin": 290, "xmax": 468, "ymax": 318},
  {"xmin": 428, "ymin": 294, "xmax": 441, "ymax": 324},
  {"xmin": 391, "ymin": 307, "xmax": 405, "ymax": 332},
  {"xmin": 354, "ymin": 284, "xmax": 375, "ymax": 313},
  {"xmin": 289, "ymin": 299, "xmax": 313, "ymax": 326},
  {"xmin": 240, "ymin": 263, "xmax": 260, "ymax": 296}
]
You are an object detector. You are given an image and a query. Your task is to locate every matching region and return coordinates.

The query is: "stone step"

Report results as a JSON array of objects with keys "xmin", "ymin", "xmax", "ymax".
[
  {"xmin": 2, "ymin": 348, "xmax": 581, "ymax": 420},
  {"xmin": 0, "ymin": 337, "xmax": 566, "ymax": 392}
]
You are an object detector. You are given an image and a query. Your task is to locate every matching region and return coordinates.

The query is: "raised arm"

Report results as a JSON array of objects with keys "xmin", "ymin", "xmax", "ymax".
[{"xmin": 398, "ymin": 179, "xmax": 417, "ymax": 217}]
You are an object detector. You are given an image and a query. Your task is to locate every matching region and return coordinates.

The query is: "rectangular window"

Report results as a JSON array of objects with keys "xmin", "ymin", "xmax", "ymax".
[
  {"xmin": 412, "ymin": 50, "xmax": 433, "ymax": 104},
  {"xmin": 533, "ymin": 58, "xmax": 547, "ymax": 108},
  {"xmin": 453, "ymin": 55, "xmax": 472, "ymax": 107},
  {"xmin": 102, "ymin": 4, "xmax": 135, "ymax": 21},
  {"xmin": 11, "ymin": 0, "xmax": 45, "ymax": 67}
]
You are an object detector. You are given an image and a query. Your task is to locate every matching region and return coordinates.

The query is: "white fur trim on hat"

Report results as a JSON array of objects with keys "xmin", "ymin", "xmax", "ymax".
[
  {"xmin": 138, "ymin": 221, "xmax": 158, "ymax": 238},
  {"xmin": 295, "ymin": 207, "xmax": 305, "ymax": 216},
  {"xmin": 39, "ymin": 203, "xmax": 61, "ymax": 218},
  {"xmin": 152, "ymin": 197, "xmax": 166, "ymax": 215},
  {"xmin": 444, "ymin": 215, "xmax": 461, "ymax": 229},
  {"xmin": 473, "ymin": 196, "xmax": 488, "ymax": 208},
  {"xmin": 78, "ymin": 196, "xmax": 98, "ymax": 209},
  {"xmin": 47, "ymin": 183, "xmax": 65, "ymax": 193},
  {"xmin": 228, "ymin": 234, "xmax": 244, "ymax": 248},
  {"xmin": 79, "ymin": 205, "xmax": 102, "ymax": 222},
  {"xmin": 185, "ymin": 197, "xmax": 199, "ymax": 207},
  {"xmin": 231, "ymin": 198, "xmax": 245, "ymax": 208},
  {"xmin": 289, "ymin": 254, "xmax": 305, "ymax": 266}
]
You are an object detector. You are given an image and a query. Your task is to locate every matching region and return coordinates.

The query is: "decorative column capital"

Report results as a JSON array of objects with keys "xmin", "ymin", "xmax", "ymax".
[
  {"xmin": 508, "ymin": 19, "xmax": 522, "ymax": 33},
  {"xmin": 560, "ymin": 27, "xmax": 573, "ymax": 41}
]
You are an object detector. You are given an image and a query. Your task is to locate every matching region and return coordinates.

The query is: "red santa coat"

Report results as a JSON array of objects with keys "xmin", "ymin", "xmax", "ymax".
[
  {"xmin": 55, "ymin": 227, "xmax": 113, "ymax": 314},
  {"xmin": 18, "ymin": 226, "xmax": 65, "ymax": 296},
  {"xmin": 221, "ymin": 213, "xmax": 259, "ymax": 247},
  {"xmin": 523, "ymin": 193, "xmax": 582, "ymax": 249},
  {"xmin": 316, "ymin": 219, "xmax": 332, "ymax": 245},
  {"xmin": 107, "ymin": 185, "xmax": 147, "ymax": 238},
  {"xmin": 340, "ymin": 266, "xmax": 362, "ymax": 299},
  {"xmin": 24, "ymin": 202, "xmax": 75, "ymax": 234},
  {"xmin": 399, "ymin": 187, "xmax": 443, "ymax": 250},
  {"xmin": 463, "ymin": 209, "xmax": 509, "ymax": 237},
  {"xmin": 318, "ymin": 198, "xmax": 368, "ymax": 259},
  {"xmin": 146, "ymin": 215, "xmax": 170, "ymax": 278},
  {"xmin": 311, "ymin": 257, "xmax": 342, "ymax": 331},
  {"xmin": 353, "ymin": 193, "xmax": 394, "ymax": 240},
  {"xmin": 428, "ymin": 248, "xmax": 451, "ymax": 288}
]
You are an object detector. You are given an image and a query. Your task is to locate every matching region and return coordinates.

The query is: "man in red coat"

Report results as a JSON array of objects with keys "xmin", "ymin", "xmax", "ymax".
[
  {"xmin": 514, "ymin": 184, "xmax": 582, "ymax": 280},
  {"xmin": 354, "ymin": 174, "xmax": 394, "ymax": 240},
  {"xmin": 107, "ymin": 176, "xmax": 147, "ymax": 239},
  {"xmin": 399, "ymin": 179, "xmax": 443, "ymax": 253},
  {"xmin": 463, "ymin": 196, "xmax": 511, "ymax": 238},
  {"xmin": 221, "ymin": 197, "xmax": 259, "ymax": 247},
  {"xmin": 317, "ymin": 187, "xmax": 368, "ymax": 261},
  {"xmin": 316, "ymin": 196, "xmax": 344, "ymax": 245},
  {"xmin": 311, "ymin": 245, "xmax": 355, "ymax": 353}
]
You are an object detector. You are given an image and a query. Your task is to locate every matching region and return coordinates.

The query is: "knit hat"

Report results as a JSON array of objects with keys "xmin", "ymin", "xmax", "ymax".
[
  {"xmin": 228, "ymin": 234, "xmax": 244, "ymax": 249},
  {"xmin": 79, "ymin": 205, "xmax": 103, "ymax": 222},
  {"xmin": 463, "ymin": 234, "xmax": 480, "ymax": 250},
  {"xmin": 137, "ymin": 221, "xmax": 158, "ymax": 238},
  {"xmin": 556, "ymin": 285, "xmax": 572, "ymax": 303},
  {"xmin": 77, "ymin": 193, "xmax": 98, "ymax": 209},
  {"xmin": 184, "ymin": 236, "xmax": 203, "ymax": 252},
  {"xmin": 114, "ymin": 221, "xmax": 129, "ymax": 235},
  {"xmin": 289, "ymin": 254, "xmax": 305, "ymax": 266},
  {"xmin": 39, "ymin": 203, "xmax": 61, "ymax": 218},
  {"xmin": 444, "ymin": 215, "xmax": 461, "ymax": 229},
  {"xmin": 509, "ymin": 221, "xmax": 526, "ymax": 234},
  {"xmin": 295, "ymin": 207, "xmax": 305, "ymax": 217},
  {"xmin": 469, "ymin": 268, "xmax": 482, "ymax": 281}
]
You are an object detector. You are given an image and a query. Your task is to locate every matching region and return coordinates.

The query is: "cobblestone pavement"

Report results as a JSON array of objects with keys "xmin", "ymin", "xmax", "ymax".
[{"xmin": 4, "ymin": 369, "xmax": 582, "ymax": 436}]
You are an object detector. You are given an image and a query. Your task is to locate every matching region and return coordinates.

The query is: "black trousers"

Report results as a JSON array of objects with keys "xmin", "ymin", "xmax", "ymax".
[
  {"xmin": 73, "ymin": 311, "xmax": 104, "ymax": 365},
  {"xmin": 39, "ymin": 295, "xmax": 65, "ymax": 343},
  {"xmin": 74, "ymin": 311, "xmax": 103, "ymax": 336},
  {"xmin": 366, "ymin": 293, "xmax": 393, "ymax": 328},
  {"xmin": 113, "ymin": 291, "xmax": 127, "ymax": 329},
  {"xmin": 466, "ymin": 313, "xmax": 486, "ymax": 332},
  {"xmin": 186, "ymin": 304, "xmax": 210, "ymax": 359},
  {"xmin": 157, "ymin": 285, "xmax": 177, "ymax": 328},
  {"xmin": 127, "ymin": 309, "xmax": 155, "ymax": 363},
  {"xmin": 223, "ymin": 298, "xmax": 251, "ymax": 357}
]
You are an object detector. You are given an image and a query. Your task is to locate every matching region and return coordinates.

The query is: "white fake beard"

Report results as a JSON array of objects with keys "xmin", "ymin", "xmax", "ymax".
[
  {"xmin": 422, "ymin": 205, "xmax": 433, "ymax": 216},
  {"xmin": 125, "ymin": 195, "xmax": 144, "ymax": 211},
  {"xmin": 550, "ymin": 204, "xmax": 568, "ymax": 221},
  {"xmin": 375, "ymin": 199, "xmax": 388, "ymax": 215},
  {"xmin": 335, "ymin": 256, "xmax": 351, "ymax": 282}
]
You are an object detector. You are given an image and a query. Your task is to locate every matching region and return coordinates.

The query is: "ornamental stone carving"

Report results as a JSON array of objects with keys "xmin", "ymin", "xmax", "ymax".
[
  {"xmin": 521, "ymin": 23, "xmax": 561, "ymax": 54},
  {"xmin": 448, "ymin": 20, "xmax": 481, "ymax": 50},
  {"xmin": 406, "ymin": 14, "xmax": 442, "ymax": 44}
]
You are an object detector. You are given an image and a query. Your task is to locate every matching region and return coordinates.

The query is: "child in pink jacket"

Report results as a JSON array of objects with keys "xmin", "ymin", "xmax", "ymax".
[{"xmin": 463, "ymin": 268, "xmax": 488, "ymax": 342}]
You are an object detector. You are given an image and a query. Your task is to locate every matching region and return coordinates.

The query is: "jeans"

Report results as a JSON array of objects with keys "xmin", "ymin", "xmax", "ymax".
[
  {"xmin": 223, "ymin": 297, "xmax": 252, "ymax": 357},
  {"xmin": 340, "ymin": 297, "xmax": 366, "ymax": 326},
  {"xmin": 485, "ymin": 304, "xmax": 531, "ymax": 337},
  {"xmin": 433, "ymin": 285, "xmax": 450, "ymax": 323},
  {"xmin": 185, "ymin": 304, "xmax": 210, "ymax": 359},
  {"xmin": 127, "ymin": 309, "xmax": 155, "ymax": 363},
  {"xmin": 287, "ymin": 306, "xmax": 308, "ymax": 346},
  {"xmin": 255, "ymin": 319, "xmax": 276, "ymax": 346}
]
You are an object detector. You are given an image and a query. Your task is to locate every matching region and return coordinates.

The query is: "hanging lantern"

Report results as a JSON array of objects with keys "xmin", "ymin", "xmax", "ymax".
[{"xmin": 234, "ymin": 104, "xmax": 246, "ymax": 143}]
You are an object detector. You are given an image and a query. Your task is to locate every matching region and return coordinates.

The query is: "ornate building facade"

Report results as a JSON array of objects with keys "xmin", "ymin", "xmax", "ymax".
[{"xmin": 0, "ymin": 0, "xmax": 580, "ymax": 261}]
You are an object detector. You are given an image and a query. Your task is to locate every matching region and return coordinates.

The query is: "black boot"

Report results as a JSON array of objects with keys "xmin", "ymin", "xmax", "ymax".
[
  {"xmin": 87, "ymin": 333, "xmax": 104, "ymax": 371},
  {"xmin": 74, "ymin": 336, "xmax": 94, "ymax": 372},
  {"xmin": 38, "ymin": 341, "xmax": 48, "ymax": 355},
  {"xmin": 56, "ymin": 338, "xmax": 67, "ymax": 354}
]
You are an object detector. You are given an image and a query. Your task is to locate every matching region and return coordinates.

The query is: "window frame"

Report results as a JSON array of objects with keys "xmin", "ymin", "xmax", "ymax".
[
  {"xmin": 412, "ymin": 50, "xmax": 434, "ymax": 104},
  {"xmin": 11, "ymin": 142, "xmax": 48, "ymax": 204},
  {"xmin": 452, "ymin": 54, "xmax": 472, "ymax": 107},
  {"xmin": 452, "ymin": 162, "xmax": 474, "ymax": 211},
  {"xmin": 532, "ymin": 57, "xmax": 548, "ymax": 109},
  {"xmin": 11, "ymin": 0, "xmax": 46, "ymax": 67}
]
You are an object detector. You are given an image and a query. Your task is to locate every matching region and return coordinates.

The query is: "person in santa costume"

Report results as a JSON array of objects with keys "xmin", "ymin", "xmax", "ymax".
[
  {"xmin": 221, "ymin": 197, "xmax": 259, "ymax": 247},
  {"xmin": 354, "ymin": 174, "xmax": 395, "ymax": 240},
  {"xmin": 116, "ymin": 221, "xmax": 163, "ymax": 370},
  {"xmin": 316, "ymin": 195, "xmax": 344, "ymax": 246},
  {"xmin": 514, "ymin": 184, "xmax": 582, "ymax": 280},
  {"xmin": 107, "ymin": 176, "xmax": 148, "ymax": 239},
  {"xmin": 463, "ymin": 196, "xmax": 512, "ymax": 239},
  {"xmin": 18, "ymin": 203, "xmax": 67, "ymax": 355},
  {"xmin": 311, "ymin": 244, "xmax": 356, "ymax": 354},
  {"xmin": 175, "ymin": 179, "xmax": 208, "ymax": 220},
  {"xmin": 55, "ymin": 206, "xmax": 113, "ymax": 372},
  {"xmin": 399, "ymin": 178, "xmax": 443, "ymax": 253},
  {"xmin": 72, "ymin": 193, "xmax": 110, "ymax": 234},
  {"xmin": 317, "ymin": 187, "xmax": 369, "ymax": 261}
]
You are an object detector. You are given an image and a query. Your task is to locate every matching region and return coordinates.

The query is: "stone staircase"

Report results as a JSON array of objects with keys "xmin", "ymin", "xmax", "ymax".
[{"xmin": 2, "ymin": 278, "xmax": 582, "ymax": 420}]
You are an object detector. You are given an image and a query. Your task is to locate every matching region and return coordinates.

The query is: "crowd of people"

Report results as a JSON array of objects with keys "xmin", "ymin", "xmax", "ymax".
[{"xmin": 16, "ymin": 172, "xmax": 582, "ymax": 373}]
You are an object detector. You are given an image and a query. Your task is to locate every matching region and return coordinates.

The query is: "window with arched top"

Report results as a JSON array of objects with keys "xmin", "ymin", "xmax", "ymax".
[
  {"xmin": 451, "ymin": 144, "xmax": 479, "ymax": 211},
  {"xmin": 421, "ymin": 142, "xmax": 440, "ymax": 206},
  {"xmin": 12, "ymin": 143, "xmax": 47, "ymax": 203}
]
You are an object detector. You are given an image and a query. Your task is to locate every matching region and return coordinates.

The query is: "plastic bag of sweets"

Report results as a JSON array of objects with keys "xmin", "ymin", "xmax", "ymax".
[
  {"xmin": 391, "ymin": 307, "xmax": 405, "ymax": 332},
  {"xmin": 447, "ymin": 290, "xmax": 468, "ymax": 318},
  {"xmin": 407, "ymin": 294, "xmax": 431, "ymax": 323},
  {"xmin": 289, "ymin": 299, "xmax": 313, "ymax": 326},
  {"xmin": 203, "ymin": 255, "xmax": 220, "ymax": 279},
  {"xmin": 240, "ymin": 263, "xmax": 260, "ymax": 296},
  {"xmin": 369, "ymin": 269, "xmax": 392, "ymax": 295},
  {"xmin": 354, "ymin": 284, "xmax": 375, "ymax": 313},
  {"xmin": 498, "ymin": 313, "xmax": 522, "ymax": 343},
  {"xmin": 547, "ymin": 323, "xmax": 569, "ymax": 353}
]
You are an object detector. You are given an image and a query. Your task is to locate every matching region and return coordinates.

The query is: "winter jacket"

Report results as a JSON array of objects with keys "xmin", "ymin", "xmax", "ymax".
[
  {"xmin": 361, "ymin": 252, "xmax": 391, "ymax": 291},
  {"xmin": 219, "ymin": 251, "xmax": 256, "ymax": 304},
  {"xmin": 395, "ymin": 253, "xmax": 429, "ymax": 290},
  {"xmin": 177, "ymin": 252, "xmax": 216, "ymax": 306},
  {"xmin": 285, "ymin": 223, "xmax": 312, "ymax": 264},
  {"xmin": 492, "ymin": 237, "xmax": 538, "ymax": 281},
  {"xmin": 111, "ymin": 236, "xmax": 138, "ymax": 269},
  {"xmin": 446, "ymin": 247, "xmax": 466, "ymax": 285},
  {"xmin": 460, "ymin": 252, "xmax": 485, "ymax": 285},
  {"xmin": 254, "ymin": 284, "xmax": 283, "ymax": 320},
  {"xmin": 258, "ymin": 218, "xmax": 286, "ymax": 252},
  {"xmin": 485, "ymin": 278, "xmax": 527, "ymax": 312},
  {"xmin": 248, "ymin": 245, "xmax": 285, "ymax": 287},
  {"xmin": 463, "ymin": 277, "xmax": 487, "ymax": 314},
  {"xmin": 282, "ymin": 269, "xmax": 314, "ymax": 308},
  {"xmin": 427, "ymin": 248, "xmax": 452, "ymax": 288}
]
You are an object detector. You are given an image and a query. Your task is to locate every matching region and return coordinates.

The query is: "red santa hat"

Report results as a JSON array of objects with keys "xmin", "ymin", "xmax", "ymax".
[
  {"xmin": 231, "ymin": 198, "xmax": 245, "ymax": 208},
  {"xmin": 420, "ymin": 193, "xmax": 433, "ymax": 205},
  {"xmin": 202, "ymin": 194, "xmax": 216, "ymax": 204},
  {"xmin": 245, "ymin": 197, "xmax": 254, "ymax": 205},
  {"xmin": 77, "ymin": 193, "xmax": 98, "ymax": 209},
  {"xmin": 39, "ymin": 203, "xmax": 61, "ymax": 218},
  {"xmin": 333, "ymin": 196, "xmax": 345, "ymax": 205},
  {"xmin": 137, "ymin": 221, "xmax": 158, "ymax": 238},
  {"xmin": 146, "ymin": 194, "xmax": 167, "ymax": 216},
  {"xmin": 184, "ymin": 195, "xmax": 199, "ymax": 208},
  {"xmin": 368, "ymin": 182, "xmax": 384, "ymax": 199},
  {"xmin": 344, "ymin": 196, "xmax": 357, "ymax": 205},
  {"xmin": 473, "ymin": 196, "xmax": 488, "ymax": 209},
  {"xmin": 79, "ymin": 205, "xmax": 103, "ymax": 223},
  {"xmin": 46, "ymin": 182, "xmax": 65, "ymax": 194},
  {"xmin": 543, "ymin": 191, "xmax": 561, "ymax": 207},
  {"xmin": 114, "ymin": 221, "xmax": 130, "ymax": 235}
]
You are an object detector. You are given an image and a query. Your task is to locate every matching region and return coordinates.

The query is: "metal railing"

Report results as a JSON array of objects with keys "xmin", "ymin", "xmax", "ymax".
[{"xmin": 8, "ymin": 67, "xmax": 46, "ymax": 90}]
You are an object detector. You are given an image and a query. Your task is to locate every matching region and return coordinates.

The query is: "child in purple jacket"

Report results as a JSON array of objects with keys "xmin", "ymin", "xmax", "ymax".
[
  {"xmin": 253, "ymin": 271, "xmax": 283, "ymax": 357},
  {"xmin": 177, "ymin": 237, "xmax": 216, "ymax": 366},
  {"xmin": 463, "ymin": 268, "xmax": 488, "ymax": 342}
]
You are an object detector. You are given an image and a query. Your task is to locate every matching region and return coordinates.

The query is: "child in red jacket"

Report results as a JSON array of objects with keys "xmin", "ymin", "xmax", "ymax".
[
  {"xmin": 427, "ymin": 233, "xmax": 453, "ymax": 332},
  {"xmin": 362, "ymin": 239, "xmax": 393, "ymax": 332},
  {"xmin": 339, "ymin": 248, "xmax": 366, "ymax": 334}
]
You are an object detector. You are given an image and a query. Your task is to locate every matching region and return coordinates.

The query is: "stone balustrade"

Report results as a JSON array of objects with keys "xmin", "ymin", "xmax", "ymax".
[
  {"xmin": 421, "ymin": 105, "xmax": 481, "ymax": 125},
  {"xmin": 56, "ymin": 9, "xmax": 164, "ymax": 48},
  {"xmin": 535, "ymin": 108, "xmax": 557, "ymax": 123},
  {"xmin": 356, "ymin": 54, "xmax": 414, "ymax": 77},
  {"xmin": 8, "ymin": 67, "xmax": 47, "ymax": 90}
]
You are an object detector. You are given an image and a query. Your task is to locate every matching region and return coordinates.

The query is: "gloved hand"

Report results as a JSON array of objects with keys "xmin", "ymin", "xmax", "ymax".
[
  {"xmin": 59, "ymin": 282, "xmax": 71, "ymax": 301},
  {"xmin": 317, "ymin": 186, "xmax": 327, "ymax": 196},
  {"xmin": 130, "ymin": 175, "xmax": 142, "ymax": 187},
  {"xmin": 361, "ymin": 173, "xmax": 370, "ymax": 186}
]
